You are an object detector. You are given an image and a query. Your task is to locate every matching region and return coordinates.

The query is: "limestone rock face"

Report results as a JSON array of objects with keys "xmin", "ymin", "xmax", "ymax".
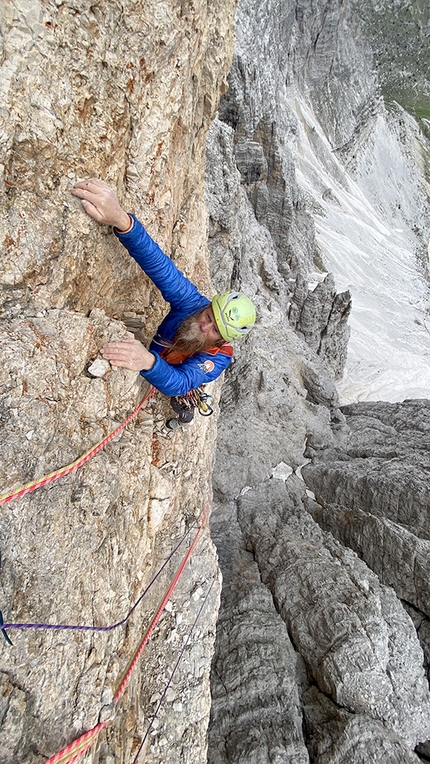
[
  {"xmin": 0, "ymin": 1, "xmax": 236, "ymax": 762},
  {"xmin": 1, "ymin": 0, "xmax": 234, "ymax": 319},
  {"xmin": 209, "ymin": 500, "xmax": 310, "ymax": 764},
  {"xmin": 2, "ymin": 0, "xmax": 430, "ymax": 761},
  {"xmin": 303, "ymin": 687, "xmax": 424, "ymax": 764},
  {"xmin": 289, "ymin": 272, "xmax": 351, "ymax": 379},
  {"xmin": 206, "ymin": 111, "xmax": 421, "ymax": 762},
  {"xmin": 303, "ymin": 400, "xmax": 430, "ymax": 696},
  {"xmin": 0, "ymin": 305, "xmax": 223, "ymax": 764},
  {"xmin": 303, "ymin": 400, "xmax": 430, "ymax": 540},
  {"xmin": 238, "ymin": 479, "xmax": 430, "ymax": 749},
  {"xmin": 205, "ymin": 0, "xmax": 430, "ymax": 761}
]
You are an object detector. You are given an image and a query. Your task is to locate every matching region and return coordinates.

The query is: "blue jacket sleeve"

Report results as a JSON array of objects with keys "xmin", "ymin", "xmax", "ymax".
[
  {"xmin": 140, "ymin": 350, "xmax": 232, "ymax": 397},
  {"xmin": 115, "ymin": 215, "xmax": 204, "ymax": 312}
]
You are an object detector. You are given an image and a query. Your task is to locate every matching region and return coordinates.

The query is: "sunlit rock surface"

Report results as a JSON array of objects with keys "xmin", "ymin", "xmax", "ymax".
[{"xmin": 0, "ymin": 1, "xmax": 235, "ymax": 762}]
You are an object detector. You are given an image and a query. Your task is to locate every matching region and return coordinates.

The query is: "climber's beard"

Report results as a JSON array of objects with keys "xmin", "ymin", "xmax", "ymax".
[{"xmin": 169, "ymin": 313, "xmax": 218, "ymax": 357}]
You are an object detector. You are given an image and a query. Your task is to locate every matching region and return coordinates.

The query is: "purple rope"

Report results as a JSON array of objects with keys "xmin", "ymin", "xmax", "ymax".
[
  {"xmin": 131, "ymin": 576, "xmax": 216, "ymax": 764},
  {"xmin": 1, "ymin": 520, "xmax": 197, "ymax": 634}
]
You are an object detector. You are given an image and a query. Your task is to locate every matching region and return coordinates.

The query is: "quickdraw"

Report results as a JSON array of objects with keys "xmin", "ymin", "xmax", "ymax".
[{"xmin": 178, "ymin": 386, "xmax": 213, "ymax": 417}]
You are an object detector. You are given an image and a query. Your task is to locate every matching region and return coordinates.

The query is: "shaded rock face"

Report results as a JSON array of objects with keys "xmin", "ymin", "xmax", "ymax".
[
  {"xmin": 303, "ymin": 400, "xmax": 430, "ymax": 540},
  {"xmin": 209, "ymin": 500, "xmax": 310, "ymax": 764},
  {"xmin": 288, "ymin": 272, "xmax": 351, "ymax": 379},
  {"xmin": 213, "ymin": 0, "xmax": 354, "ymax": 380},
  {"xmin": 0, "ymin": 1, "xmax": 236, "ymax": 762},
  {"xmin": 303, "ymin": 400, "xmax": 430, "ymax": 676},
  {"xmin": 238, "ymin": 479, "xmax": 430, "ymax": 750},
  {"xmin": 206, "ymin": 0, "xmax": 430, "ymax": 762},
  {"xmin": 303, "ymin": 686, "xmax": 426, "ymax": 764}
]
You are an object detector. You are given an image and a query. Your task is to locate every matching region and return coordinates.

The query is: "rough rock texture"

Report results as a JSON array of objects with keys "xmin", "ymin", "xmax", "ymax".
[
  {"xmin": 206, "ymin": 0, "xmax": 430, "ymax": 761},
  {"xmin": 206, "ymin": 113, "xmax": 430, "ymax": 761},
  {"xmin": 238, "ymin": 479, "xmax": 430, "ymax": 749},
  {"xmin": 303, "ymin": 687, "xmax": 425, "ymax": 764},
  {"xmin": 307, "ymin": 501, "xmax": 430, "ymax": 619},
  {"xmin": 209, "ymin": 501, "xmax": 310, "ymax": 764},
  {"xmin": 0, "ymin": 1, "xmax": 236, "ymax": 762},
  {"xmin": 303, "ymin": 400, "xmax": 430, "ymax": 541},
  {"xmin": 1, "ymin": 0, "xmax": 235, "ymax": 321},
  {"xmin": 302, "ymin": 400, "xmax": 430, "ymax": 688},
  {"xmin": 288, "ymin": 272, "xmax": 351, "ymax": 379},
  {"xmin": 0, "ymin": 307, "xmax": 223, "ymax": 764},
  {"xmin": 2, "ymin": 0, "xmax": 430, "ymax": 762}
]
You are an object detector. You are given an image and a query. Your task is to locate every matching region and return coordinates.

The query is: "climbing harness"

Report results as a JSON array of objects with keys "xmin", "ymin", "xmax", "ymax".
[
  {"xmin": 188, "ymin": 386, "xmax": 213, "ymax": 416},
  {"xmin": 174, "ymin": 386, "xmax": 213, "ymax": 418},
  {"xmin": 167, "ymin": 387, "xmax": 213, "ymax": 429},
  {"xmin": 0, "ymin": 386, "xmax": 156, "ymax": 506}
]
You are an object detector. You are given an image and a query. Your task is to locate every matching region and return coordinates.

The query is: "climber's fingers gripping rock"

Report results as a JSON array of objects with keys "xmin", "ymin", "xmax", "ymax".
[
  {"xmin": 101, "ymin": 337, "xmax": 155, "ymax": 372},
  {"xmin": 71, "ymin": 179, "xmax": 131, "ymax": 231}
]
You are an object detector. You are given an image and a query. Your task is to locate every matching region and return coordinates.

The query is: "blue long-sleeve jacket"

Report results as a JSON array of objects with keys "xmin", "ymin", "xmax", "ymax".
[{"xmin": 114, "ymin": 216, "xmax": 233, "ymax": 396}]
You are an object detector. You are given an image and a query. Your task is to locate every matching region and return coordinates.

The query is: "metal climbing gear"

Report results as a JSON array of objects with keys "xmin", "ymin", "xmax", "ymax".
[
  {"xmin": 193, "ymin": 388, "xmax": 213, "ymax": 416},
  {"xmin": 173, "ymin": 387, "xmax": 213, "ymax": 418}
]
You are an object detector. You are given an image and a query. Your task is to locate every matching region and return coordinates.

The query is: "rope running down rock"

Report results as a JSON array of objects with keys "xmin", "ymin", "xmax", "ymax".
[
  {"xmin": 0, "ymin": 386, "xmax": 156, "ymax": 506},
  {"xmin": 43, "ymin": 502, "xmax": 211, "ymax": 764}
]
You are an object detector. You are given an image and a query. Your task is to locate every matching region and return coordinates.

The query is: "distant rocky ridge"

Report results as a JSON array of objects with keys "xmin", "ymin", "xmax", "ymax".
[{"xmin": 207, "ymin": 0, "xmax": 430, "ymax": 762}]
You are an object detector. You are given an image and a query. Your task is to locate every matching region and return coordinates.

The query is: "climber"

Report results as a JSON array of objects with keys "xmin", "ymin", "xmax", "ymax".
[{"xmin": 71, "ymin": 179, "xmax": 256, "ymax": 429}]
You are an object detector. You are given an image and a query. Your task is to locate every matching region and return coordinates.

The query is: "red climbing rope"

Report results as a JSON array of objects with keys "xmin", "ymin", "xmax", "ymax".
[
  {"xmin": 0, "ymin": 386, "xmax": 156, "ymax": 506},
  {"xmin": 44, "ymin": 723, "xmax": 108, "ymax": 764},
  {"xmin": 43, "ymin": 501, "xmax": 211, "ymax": 764},
  {"xmin": 131, "ymin": 575, "xmax": 216, "ymax": 763},
  {"xmin": 114, "ymin": 501, "xmax": 210, "ymax": 705}
]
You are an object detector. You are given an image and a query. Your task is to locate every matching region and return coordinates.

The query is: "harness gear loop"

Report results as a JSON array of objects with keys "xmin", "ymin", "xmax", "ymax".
[{"xmin": 173, "ymin": 386, "xmax": 213, "ymax": 418}]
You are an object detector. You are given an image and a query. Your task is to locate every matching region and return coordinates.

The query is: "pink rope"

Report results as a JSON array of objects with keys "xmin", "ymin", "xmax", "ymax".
[
  {"xmin": 42, "ymin": 502, "xmax": 210, "ymax": 764},
  {"xmin": 43, "ymin": 722, "xmax": 108, "ymax": 764},
  {"xmin": 0, "ymin": 386, "xmax": 156, "ymax": 506}
]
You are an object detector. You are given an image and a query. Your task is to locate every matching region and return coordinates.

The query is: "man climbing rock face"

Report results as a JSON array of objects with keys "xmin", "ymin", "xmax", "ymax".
[{"xmin": 71, "ymin": 179, "xmax": 256, "ymax": 428}]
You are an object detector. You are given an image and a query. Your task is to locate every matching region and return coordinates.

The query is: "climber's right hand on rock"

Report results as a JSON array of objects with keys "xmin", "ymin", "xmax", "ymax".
[
  {"xmin": 71, "ymin": 179, "xmax": 131, "ymax": 231},
  {"xmin": 101, "ymin": 337, "xmax": 155, "ymax": 372}
]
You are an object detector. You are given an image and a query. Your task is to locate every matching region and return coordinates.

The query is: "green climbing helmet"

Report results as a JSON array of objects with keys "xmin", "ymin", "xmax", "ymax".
[{"xmin": 211, "ymin": 291, "xmax": 256, "ymax": 341}]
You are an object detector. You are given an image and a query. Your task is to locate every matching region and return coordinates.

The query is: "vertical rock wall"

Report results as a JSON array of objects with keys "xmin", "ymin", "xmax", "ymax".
[
  {"xmin": 206, "ymin": 0, "xmax": 430, "ymax": 761},
  {"xmin": 0, "ymin": 2, "xmax": 236, "ymax": 762}
]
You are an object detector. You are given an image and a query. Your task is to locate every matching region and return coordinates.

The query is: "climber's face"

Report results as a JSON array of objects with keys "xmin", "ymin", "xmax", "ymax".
[
  {"xmin": 197, "ymin": 307, "xmax": 223, "ymax": 343},
  {"xmin": 171, "ymin": 308, "xmax": 223, "ymax": 357}
]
